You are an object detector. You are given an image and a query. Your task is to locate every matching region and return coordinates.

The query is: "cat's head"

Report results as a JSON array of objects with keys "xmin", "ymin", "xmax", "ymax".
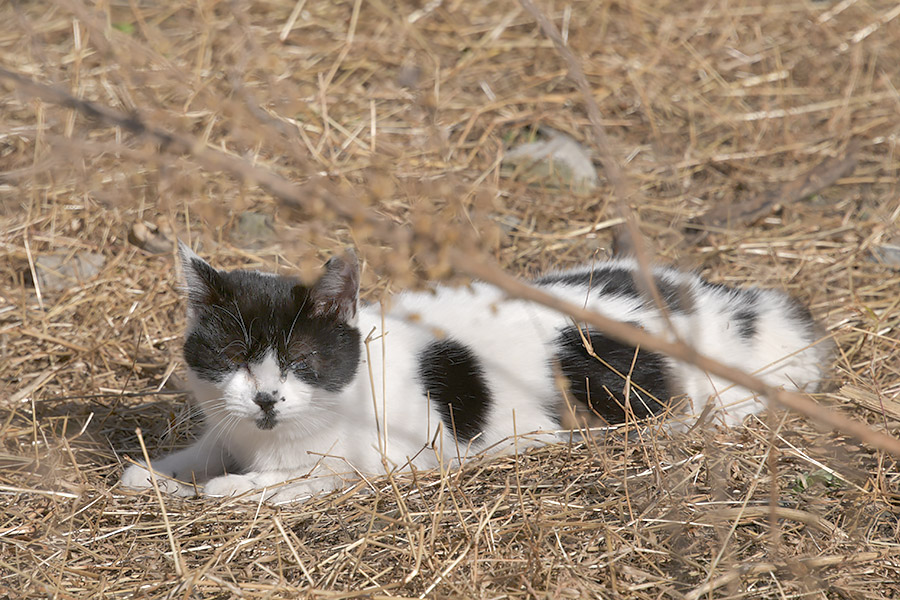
[{"xmin": 178, "ymin": 242, "xmax": 361, "ymax": 431}]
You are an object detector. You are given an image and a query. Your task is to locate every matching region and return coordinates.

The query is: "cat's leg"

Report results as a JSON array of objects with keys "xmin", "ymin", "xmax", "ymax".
[{"xmin": 120, "ymin": 434, "xmax": 231, "ymax": 497}]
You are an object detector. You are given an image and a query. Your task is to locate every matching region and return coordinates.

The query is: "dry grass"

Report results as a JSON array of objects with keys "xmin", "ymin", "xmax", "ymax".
[{"xmin": 2, "ymin": 0, "xmax": 900, "ymax": 598}]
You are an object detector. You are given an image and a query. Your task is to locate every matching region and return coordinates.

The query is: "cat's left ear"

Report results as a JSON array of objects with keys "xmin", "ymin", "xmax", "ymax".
[
  {"xmin": 310, "ymin": 250, "xmax": 360, "ymax": 324},
  {"xmin": 178, "ymin": 240, "xmax": 227, "ymax": 313}
]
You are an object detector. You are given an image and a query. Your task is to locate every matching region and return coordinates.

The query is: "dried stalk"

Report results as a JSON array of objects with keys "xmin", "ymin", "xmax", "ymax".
[{"xmin": 2, "ymin": 66, "xmax": 897, "ymax": 458}]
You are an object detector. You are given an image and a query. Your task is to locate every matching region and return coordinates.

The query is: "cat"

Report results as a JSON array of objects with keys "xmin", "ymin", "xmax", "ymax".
[{"xmin": 120, "ymin": 242, "xmax": 829, "ymax": 502}]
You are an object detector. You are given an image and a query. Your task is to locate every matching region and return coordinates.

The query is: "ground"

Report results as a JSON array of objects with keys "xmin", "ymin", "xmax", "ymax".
[{"xmin": 1, "ymin": 0, "xmax": 899, "ymax": 598}]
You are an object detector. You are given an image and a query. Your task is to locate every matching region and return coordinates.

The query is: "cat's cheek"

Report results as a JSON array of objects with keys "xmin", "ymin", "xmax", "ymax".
[
  {"xmin": 277, "ymin": 374, "xmax": 316, "ymax": 413},
  {"xmin": 221, "ymin": 370, "xmax": 261, "ymax": 416}
]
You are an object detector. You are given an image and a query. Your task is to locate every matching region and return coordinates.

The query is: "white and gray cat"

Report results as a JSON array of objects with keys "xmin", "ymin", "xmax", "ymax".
[{"xmin": 121, "ymin": 242, "xmax": 828, "ymax": 502}]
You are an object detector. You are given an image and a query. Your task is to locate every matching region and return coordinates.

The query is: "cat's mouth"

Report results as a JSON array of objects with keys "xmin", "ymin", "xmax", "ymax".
[
  {"xmin": 255, "ymin": 412, "xmax": 278, "ymax": 430},
  {"xmin": 253, "ymin": 391, "xmax": 280, "ymax": 430}
]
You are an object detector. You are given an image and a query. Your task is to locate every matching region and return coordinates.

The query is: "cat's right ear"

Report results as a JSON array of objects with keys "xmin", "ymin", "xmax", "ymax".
[
  {"xmin": 178, "ymin": 240, "xmax": 225, "ymax": 310},
  {"xmin": 310, "ymin": 250, "xmax": 360, "ymax": 324}
]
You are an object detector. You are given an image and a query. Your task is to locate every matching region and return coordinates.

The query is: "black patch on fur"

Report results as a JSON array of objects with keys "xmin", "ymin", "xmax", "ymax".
[
  {"xmin": 183, "ymin": 266, "xmax": 361, "ymax": 392},
  {"xmin": 535, "ymin": 266, "xmax": 693, "ymax": 313},
  {"xmin": 696, "ymin": 279, "xmax": 730, "ymax": 295},
  {"xmin": 733, "ymin": 308, "xmax": 757, "ymax": 340},
  {"xmin": 417, "ymin": 339, "xmax": 492, "ymax": 442},
  {"xmin": 553, "ymin": 325, "xmax": 670, "ymax": 423},
  {"xmin": 785, "ymin": 296, "xmax": 816, "ymax": 337},
  {"xmin": 716, "ymin": 287, "xmax": 760, "ymax": 341}
]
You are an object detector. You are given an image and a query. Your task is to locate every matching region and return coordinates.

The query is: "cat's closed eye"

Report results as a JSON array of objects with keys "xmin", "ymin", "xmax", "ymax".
[
  {"xmin": 221, "ymin": 342, "xmax": 250, "ymax": 368},
  {"xmin": 283, "ymin": 343, "xmax": 319, "ymax": 373}
]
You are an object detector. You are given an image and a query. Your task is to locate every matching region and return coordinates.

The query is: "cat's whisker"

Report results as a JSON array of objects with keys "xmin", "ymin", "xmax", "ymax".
[
  {"xmin": 204, "ymin": 414, "xmax": 238, "ymax": 452},
  {"xmin": 231, "ymin": 299, "xmax": 252, "ymax": 351},
  {"xmin": 284, "ymin": 294, "xmax": 310, "ymax": 348}
]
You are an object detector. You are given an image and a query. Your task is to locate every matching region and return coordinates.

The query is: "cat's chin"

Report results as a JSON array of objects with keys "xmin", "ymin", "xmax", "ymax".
[{"xmin": 255, "ymin": 414, "xmax": 278, "ymax": 430}]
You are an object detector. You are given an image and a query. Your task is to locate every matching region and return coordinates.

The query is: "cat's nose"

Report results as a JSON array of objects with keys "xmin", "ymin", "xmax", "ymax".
[{"xmin": 253, "ymin": 392, "xmax": 277, "ymax": 412}]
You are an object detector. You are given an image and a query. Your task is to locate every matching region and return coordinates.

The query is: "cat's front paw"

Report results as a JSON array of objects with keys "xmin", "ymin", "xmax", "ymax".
[
  {"xmin": 264, "ymin": 481, "xmax": 320, "ymax": 504},
  {"xmin": 203, "ymin": 474, "xmax": 260, "ymax": 498},
  {"xmin": 120, "ymin": 463, "xmax": 197, "ymax": 497},
  {"xmin": 203, "ymin": 474, "xmax": 323, "ymax": 503},
  {"xmin": 120, "ymin": 463, "xmax": 155, "ymax": 489}
]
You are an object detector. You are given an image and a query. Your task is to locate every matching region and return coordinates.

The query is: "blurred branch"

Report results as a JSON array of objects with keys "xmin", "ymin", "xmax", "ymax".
[
  {"xmin": 0, "ymin": 66, "xmax": 378, "ymax": 231},
  {"xmin": 3, "ymin": 66, "xmax": 899, "ymax": 457}
]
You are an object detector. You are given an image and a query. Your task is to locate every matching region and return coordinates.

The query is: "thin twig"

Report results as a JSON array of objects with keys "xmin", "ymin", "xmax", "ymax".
[{"xmin": 135, "ymin": 427, "xmax": 186, "ymax": 577}]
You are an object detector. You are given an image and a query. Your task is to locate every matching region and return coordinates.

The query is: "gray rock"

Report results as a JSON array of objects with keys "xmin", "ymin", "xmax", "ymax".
[
  {"xmin": 230, "ymin": 212, "xmax": 276, "ymax": 249},
  {"xmin": 502, "ymin": 127, "xmax": 599, "ymax": 193},
  {"xmin": 872, "ymin": 241, "xmax": 900, "ymax": 269},
  {"xmin": 35, "ymin": 251, "xmax": 106, "ymax": 292}
]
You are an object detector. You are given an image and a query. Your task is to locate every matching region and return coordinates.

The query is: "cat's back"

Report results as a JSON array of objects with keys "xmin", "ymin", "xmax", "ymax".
[
  {"xmin": 352, "ymin": 258, "xmax": 826, "ymax": 435},
  {"xmin": 364, "ymin": 271, "xmax": 603, "ymax": 357},
  {"xmin": 360, "ymin": 258, "xmax": 735, "ymax": 357}
]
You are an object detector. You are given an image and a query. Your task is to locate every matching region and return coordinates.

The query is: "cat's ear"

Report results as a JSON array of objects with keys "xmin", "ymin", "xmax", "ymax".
[
  {"xmin": 178, "ymin": 240, "xmax": 226, "ymax": 309},
  {"xmin": 310, "ymin": 250, "xmax": 360, "ymax": 324}
]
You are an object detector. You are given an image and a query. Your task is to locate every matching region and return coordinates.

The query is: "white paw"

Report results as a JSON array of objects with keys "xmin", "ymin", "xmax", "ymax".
[
  {"xmin": 120, "ymin": 463, "xmax": 197, "ymax": 497},
  {"xmin": 265, "ymin": 482, "xmax": 318, "ymax": 504},
  {"xmin": 202, "ymin": 474, "xmax": 328, "ymax": 503},
  {"xmin": 203, "ymin": 474, "xmax": 260, "ymax": 498},
  {"xmin": 121, "ymin": 463, "xmax": 154, "ymax": 489}
]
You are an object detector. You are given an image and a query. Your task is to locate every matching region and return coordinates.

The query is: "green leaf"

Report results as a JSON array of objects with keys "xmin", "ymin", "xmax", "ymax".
[{"xmin": 112, "ymin": 22, "xmax": 135, "ymax": 34}]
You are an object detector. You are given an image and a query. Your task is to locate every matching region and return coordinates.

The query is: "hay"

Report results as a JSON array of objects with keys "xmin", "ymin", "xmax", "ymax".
[{"xmin": 2, "ymin": 0, "xmax": 900, "ymax": 598}]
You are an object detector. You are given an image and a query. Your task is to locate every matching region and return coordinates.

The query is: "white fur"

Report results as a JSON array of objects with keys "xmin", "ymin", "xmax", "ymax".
[{"xmin": 121, "ymin": 258, "xmax": 829, "ymax": 503}]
